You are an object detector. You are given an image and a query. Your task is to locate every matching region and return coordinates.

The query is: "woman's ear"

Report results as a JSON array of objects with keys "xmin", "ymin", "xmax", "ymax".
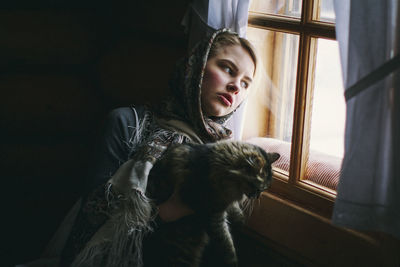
[{"xmin": 267, "ymin": 152, "xmax": 280, "ymax": 164}]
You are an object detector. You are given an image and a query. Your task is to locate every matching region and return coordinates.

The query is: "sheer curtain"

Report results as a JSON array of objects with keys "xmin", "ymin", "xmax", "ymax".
[
  {"xmin": 182, "ymin": 0, "xmax": 252, "ymax": 140},
  {"xmin": 332, "ymin": 0, "xmax": 400, "ymax": 239}
]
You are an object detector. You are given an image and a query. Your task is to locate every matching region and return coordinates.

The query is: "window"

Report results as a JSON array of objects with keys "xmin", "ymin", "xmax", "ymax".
[{"xmin": 244, "ymin": 0, "xmax": 344, "ymax": 217}]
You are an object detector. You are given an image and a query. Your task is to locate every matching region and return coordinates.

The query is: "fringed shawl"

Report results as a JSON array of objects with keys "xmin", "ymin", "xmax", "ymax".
[{"xmin": 70, "ymin": 28, "xmax": 239, "ymax": 267}]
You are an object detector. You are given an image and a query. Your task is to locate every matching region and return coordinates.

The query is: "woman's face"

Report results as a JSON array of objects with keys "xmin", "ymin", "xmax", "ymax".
[{"xmin": 201, "ymin": 44, "xmax": 255, "ymax": 117}]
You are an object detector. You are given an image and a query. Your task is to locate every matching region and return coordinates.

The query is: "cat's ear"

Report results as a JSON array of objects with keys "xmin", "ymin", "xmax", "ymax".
[{"xmin": 267, "ymin": 152, "xmax": 280, "ymax": 164}]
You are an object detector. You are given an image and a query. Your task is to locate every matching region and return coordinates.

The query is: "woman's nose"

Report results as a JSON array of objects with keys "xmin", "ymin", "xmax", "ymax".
[{"xmin": 227, "ymin": 80, "xmax": 240, "ymax": 95}]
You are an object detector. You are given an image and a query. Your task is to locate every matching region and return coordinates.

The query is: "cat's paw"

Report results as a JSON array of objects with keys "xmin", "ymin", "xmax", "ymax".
[{"xmin": 226, "ymin": 202, "xmax": 245, "ymax": 226}]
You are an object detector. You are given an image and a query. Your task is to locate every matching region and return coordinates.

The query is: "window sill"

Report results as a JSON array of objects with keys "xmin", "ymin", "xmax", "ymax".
[
  {"xmin": 246, "ymin": 137, "xmax": 340, "ymax": 191},
  {"xmin": 245, "ymin": 191, "xmax": 400, "ymax": 267}
]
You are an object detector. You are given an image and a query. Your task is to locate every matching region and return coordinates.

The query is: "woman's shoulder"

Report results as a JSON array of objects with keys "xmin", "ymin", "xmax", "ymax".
[
  {"xmin": 107, "ymin": 105, "xmax": 147, "ymax": 121},
  {"xmin": 102, "ymin": 105, "xmax": 149, "ymax": 142}
]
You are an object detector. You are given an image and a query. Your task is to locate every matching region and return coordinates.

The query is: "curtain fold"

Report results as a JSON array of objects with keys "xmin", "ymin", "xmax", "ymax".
[
  {"xmin": 182, "ymin": 0, "xmax": 252, "ymax": 140},
  {"xmin": 332, "ymin": 0, "xmax": 400, "ymax": 239}
]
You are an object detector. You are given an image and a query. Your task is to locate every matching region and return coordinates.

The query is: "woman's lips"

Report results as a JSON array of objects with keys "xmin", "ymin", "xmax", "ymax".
[{"xmin": 218, "ymin": 93, "xmax": 233, "ymax": 106}]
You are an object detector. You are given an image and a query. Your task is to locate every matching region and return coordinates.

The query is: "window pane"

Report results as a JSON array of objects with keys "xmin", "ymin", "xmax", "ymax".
[
  {"xmin": 244, "ymin": 27, "xmax": 299, "ymax": 175},
  {"xmin": 303, "ymin": 38, "xmax": 344, "ymax": 191},
  {"xmin": 249, "ymin": 0, "xmax": 301, "ymax": 19},
  {"xmin": 314, "ymin": 0, "xmax": 335, "ymax": 23}
]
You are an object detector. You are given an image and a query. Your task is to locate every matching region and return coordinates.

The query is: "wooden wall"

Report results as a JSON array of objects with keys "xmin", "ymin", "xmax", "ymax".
[{"xmin": 1, "ymin": 1, "xmax": 188, "ymax": 265}]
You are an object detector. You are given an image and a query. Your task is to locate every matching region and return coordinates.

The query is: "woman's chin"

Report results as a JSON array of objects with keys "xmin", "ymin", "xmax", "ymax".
[
  {"xmin": 209, "ymin": 109, "xmax": 230, "ymax": 117},
  {"xmin": 203, "ymin": 102, "xmax": 233, "ymax": 117}
]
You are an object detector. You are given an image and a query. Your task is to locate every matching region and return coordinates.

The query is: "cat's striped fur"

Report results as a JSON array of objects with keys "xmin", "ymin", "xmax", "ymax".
[{"xmin": 145, "ymin": 141, "xmax": 280, "ymax": 267}]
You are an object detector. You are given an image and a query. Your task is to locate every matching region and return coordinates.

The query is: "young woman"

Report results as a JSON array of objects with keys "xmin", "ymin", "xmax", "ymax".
[{"xmin": 61, "ymin": 28, "xmax": 257, "ymax": 266}]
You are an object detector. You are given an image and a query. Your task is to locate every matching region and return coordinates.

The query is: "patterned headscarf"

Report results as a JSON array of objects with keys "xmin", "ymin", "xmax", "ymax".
[
  {"xmin": 157, "ymin": 28, "xmax": 241, "ymax": 143},
  {"xmin": 71, "ymin": 28, "xmax": 243, "ymax": 267}
]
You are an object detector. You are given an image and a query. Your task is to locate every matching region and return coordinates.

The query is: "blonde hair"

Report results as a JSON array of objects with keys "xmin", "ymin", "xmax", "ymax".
[{"xmin": 208, "ymin": 31, "xmax": 257, "ymax": 75}]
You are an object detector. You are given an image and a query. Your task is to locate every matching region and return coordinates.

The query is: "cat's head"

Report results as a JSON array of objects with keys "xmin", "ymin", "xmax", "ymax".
[
  {"xmin": 210, "ymin": 141, "xmax": 280, "ymax": 199},
  {"xmin": 242, "ymin": 147, "xmax": 280, "ymax": 198}
]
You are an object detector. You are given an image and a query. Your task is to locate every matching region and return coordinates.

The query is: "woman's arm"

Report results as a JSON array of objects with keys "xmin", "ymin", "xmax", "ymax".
[{"xmin": 83, "ymin": 106, "xmax": 145, "ymax": 195}]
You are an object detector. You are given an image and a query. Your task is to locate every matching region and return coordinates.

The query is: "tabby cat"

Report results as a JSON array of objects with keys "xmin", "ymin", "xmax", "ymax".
[{"xmin": 144, "ymin": 141, "xmax": 280, "ymax": 267}]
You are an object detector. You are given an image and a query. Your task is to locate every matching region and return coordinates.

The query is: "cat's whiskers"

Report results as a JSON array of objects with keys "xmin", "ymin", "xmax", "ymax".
[{"xmin": 241, "ymin": 197, "xmax": 255, "ymax": 219}]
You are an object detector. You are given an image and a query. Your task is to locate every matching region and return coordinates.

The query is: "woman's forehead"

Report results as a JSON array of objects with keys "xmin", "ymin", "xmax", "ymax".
[{"xmin": 212, "ymin": 45, "xmax": 255, "ymax": 77}]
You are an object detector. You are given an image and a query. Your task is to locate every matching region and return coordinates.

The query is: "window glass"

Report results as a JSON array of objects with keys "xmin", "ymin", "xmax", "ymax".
[
  {"xmin": 314, "ymin": 0, "xmax": 335, "ymax": 23},
  {"xmin": 249, "ymin": 0, "xmax": 302, "ymax": 19},
  {"xmin": 244, "ymin": 27, "xmax": 299, "ymax": 175},
  {"xmin": 303, "ymin": 38, "xmax": 344, "ymax": 190}
]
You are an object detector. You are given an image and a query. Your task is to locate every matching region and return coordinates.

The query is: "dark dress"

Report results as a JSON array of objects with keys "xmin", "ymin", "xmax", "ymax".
[
  {"xmin": 60, "ymin": 29, "xmax": 238, "ymax": 266},
  {"xmin": 61, "ymin": 106, "xmax": 146, "ymax": 266}
]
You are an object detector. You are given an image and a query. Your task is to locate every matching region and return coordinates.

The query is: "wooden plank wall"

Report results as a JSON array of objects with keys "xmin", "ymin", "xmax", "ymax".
[{"xmin": 1, "ymin": 1, "xmax": 188, "ymax": 265}]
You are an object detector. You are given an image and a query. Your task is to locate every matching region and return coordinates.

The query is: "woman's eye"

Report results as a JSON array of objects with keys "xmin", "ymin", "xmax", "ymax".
[
  {"xmin": 241, "ymin": 81, "xmax": 249, "ymax": 89},
  {"xmin": 223, "ymin": 66, "xmax": 232, "ymax": 74}
]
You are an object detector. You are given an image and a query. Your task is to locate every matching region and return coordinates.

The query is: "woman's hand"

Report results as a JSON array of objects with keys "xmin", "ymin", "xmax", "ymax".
[{"xmin": 157, "ymin": 191, "xmax": 194, "ymax": 222}]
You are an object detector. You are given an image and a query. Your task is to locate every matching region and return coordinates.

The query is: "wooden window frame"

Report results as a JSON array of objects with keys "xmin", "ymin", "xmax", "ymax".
[
  {"xmin": 244, "ymin": 3, "xmax": 400, "ymax": 265},
  {"xmin": 248, "ymin": 0, "xmax": 337, "ymax": 219}
]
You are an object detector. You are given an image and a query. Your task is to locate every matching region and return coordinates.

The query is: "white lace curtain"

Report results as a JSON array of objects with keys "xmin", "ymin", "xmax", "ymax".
[
  {"xmin": 182, "ymin": 0, "xmax": 252, "ymax": 140},
  {"xmin": 332, "ymin": 0, "xmax": 400, "ymax": 239}
]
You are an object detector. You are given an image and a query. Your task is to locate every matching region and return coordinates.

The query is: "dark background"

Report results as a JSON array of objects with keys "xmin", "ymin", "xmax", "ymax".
[
  {"xmin": 1, "ymin": 1, "xmax": 188, "ymax": 265},
  {"xmin": 1, "ymin": 2, "xmax": 308, "ymax": 266}
]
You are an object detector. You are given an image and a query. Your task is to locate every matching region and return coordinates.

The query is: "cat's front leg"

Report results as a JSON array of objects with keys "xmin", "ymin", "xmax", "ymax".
[
  {"xmin": 226, "ymin": 201, "xmax": 245, "ymax": 226},
  {"xmin": 205, "ymin": 212, "xmax": 238, "ymax": 267}
]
